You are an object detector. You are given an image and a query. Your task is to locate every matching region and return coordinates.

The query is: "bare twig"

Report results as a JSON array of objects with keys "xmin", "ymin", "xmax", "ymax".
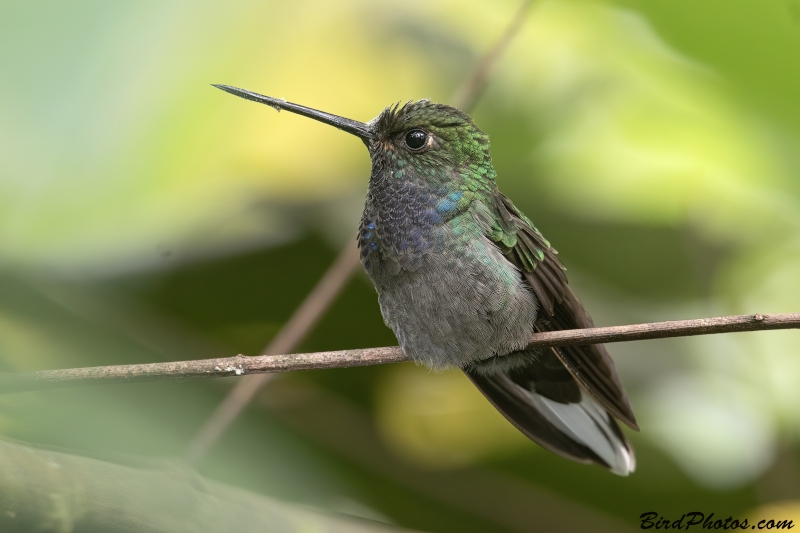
[
  {"xmin": 185, "ymin": 0, "xmax": 537, "ymax": 461},
  {"xmin": 3, "ymin": 313, "xmax": 797, "ymax": 395}
]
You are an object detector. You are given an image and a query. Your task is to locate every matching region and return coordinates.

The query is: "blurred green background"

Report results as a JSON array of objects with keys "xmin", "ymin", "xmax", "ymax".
[{"xmin": 2, "ymin": 0, "xmax": 800, "ymax": 531}]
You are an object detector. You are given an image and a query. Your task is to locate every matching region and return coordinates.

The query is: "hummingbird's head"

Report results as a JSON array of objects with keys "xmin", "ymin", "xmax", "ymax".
[
  {"xmin": 365, "ymin": 99, "xmax": 492, "ymax": 176},
  {"xmin": 212, "ymin": 85, "xmax": 494, "ymax": 185}
]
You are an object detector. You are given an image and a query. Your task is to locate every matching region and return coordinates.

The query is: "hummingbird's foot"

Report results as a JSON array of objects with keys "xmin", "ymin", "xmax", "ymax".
[{"xmin": 463, "ymin": 349, "xmax": 541, "ymax": 376}]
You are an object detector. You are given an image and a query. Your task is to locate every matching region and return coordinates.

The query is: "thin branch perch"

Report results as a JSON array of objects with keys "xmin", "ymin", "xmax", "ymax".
[{"xmin": 2, "ymin": 313, "xmax": 797, "ymax": 395}]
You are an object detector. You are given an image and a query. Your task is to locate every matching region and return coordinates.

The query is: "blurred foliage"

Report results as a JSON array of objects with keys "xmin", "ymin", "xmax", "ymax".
[
  {"xmin": 0, "ymin": 438, "xmax": 417, "ymax": 533},
  {"xmin": 2, "ymin": 0, "xmax": 800, "ymax": 531},
  {"xmin": 374, "ymin": 365, "xmax": 531, "ymax": 468}
]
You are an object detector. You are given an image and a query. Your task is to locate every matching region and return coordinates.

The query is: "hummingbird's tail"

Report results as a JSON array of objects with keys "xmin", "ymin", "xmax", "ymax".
[{"xmin": 465, "ymin": 350, "xmax": 636, "ymax": 476}]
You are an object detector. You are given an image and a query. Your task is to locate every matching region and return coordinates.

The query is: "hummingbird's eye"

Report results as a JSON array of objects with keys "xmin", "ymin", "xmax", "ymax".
[{"xmin": 404, "ymin": 129, "xmax": 428, "ymax": 151}]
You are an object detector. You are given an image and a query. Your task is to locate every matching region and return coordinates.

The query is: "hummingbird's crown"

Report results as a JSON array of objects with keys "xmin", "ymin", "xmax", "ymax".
[{"xmin": 371, "ymin": 99, "xmax": 478, "ymax": 140}]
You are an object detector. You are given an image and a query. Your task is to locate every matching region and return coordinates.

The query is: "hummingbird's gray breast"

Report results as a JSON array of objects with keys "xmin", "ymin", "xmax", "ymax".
[{"xmin": 359, "ymin": 178, "xmax": 538, "ymax": 370}]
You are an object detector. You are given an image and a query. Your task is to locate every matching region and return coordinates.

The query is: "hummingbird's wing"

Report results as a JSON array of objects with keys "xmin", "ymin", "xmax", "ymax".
[
  {"xmin": 484, "ymin": 191, "xmax": 638, "ymax": 430},
  {"xmin": 465, "ymin": 349, "xmax": 635, "ymax": 475}
]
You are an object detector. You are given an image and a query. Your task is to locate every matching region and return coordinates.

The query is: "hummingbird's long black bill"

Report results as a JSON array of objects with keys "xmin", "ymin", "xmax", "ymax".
[{"xmin": 212, "ymin": 84, "xmax": 373, "ymax": 141}]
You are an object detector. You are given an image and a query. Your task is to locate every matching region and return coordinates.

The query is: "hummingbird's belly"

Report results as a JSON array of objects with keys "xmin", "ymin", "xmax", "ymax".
[{"xmin": 366, "ymin": 231, "xmax": 538, "ymax": 370}]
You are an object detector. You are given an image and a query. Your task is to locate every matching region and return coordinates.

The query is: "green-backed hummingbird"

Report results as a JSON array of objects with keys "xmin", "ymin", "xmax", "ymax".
[{"xmin": 214, "ymin": 84, "xmax": 638, "ymax": 475}]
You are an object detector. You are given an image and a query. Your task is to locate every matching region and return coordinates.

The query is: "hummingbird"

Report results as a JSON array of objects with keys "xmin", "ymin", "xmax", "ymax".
[{"xmin": 214, "ymin": 84, "xmax": 638, "ymax": 475}]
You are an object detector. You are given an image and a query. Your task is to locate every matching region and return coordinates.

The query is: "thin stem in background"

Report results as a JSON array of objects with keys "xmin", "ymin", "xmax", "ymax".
[
  {"xmin": 186, "ymin": 244, "xmax": 360, "ymax": 463},
  {"xmin": 451, "ymin": 0, "xmax": 535, "ymax": 110}
]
